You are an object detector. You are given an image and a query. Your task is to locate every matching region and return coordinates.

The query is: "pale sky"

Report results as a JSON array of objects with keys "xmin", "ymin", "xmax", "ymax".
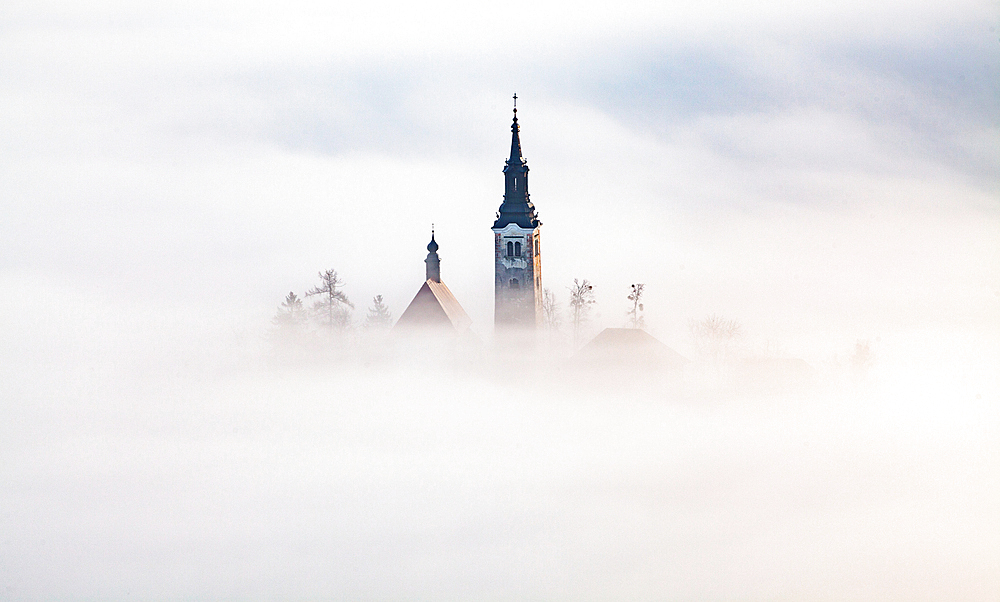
[{"xmin": 2, "ymin": 0, "xmax": 996, "ymax": 349}]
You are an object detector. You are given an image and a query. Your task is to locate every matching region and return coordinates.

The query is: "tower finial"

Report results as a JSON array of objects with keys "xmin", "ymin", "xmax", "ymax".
[
  {"xmin": 509, "ymin": 94, "xmax": 523, "ymax": 163},
  {"xmin": 427, "ymin": 226, "xmax": 438, "ymax": 253}
]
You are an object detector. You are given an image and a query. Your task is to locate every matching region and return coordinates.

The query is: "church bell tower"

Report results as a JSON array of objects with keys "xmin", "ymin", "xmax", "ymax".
[{"xmin": 493, "ymin": 95, "xmax": 542, "ymax": 329}]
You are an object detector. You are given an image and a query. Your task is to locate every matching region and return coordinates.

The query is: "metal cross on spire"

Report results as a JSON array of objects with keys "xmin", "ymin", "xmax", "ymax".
[{"xmin": 508, "ymin": 93, "xmax": 523, "ymax": 162}]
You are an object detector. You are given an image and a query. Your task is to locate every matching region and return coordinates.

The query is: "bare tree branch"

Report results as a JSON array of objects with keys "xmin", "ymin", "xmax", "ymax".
[
  {"xmin": 306, "ymin": 269, "xmax": 354, "ymax": 331},
  {"xmin": 568, "ymin": 278, "xmax": 595, "ymax": 348},
  {"xmin": 627, "ymin": 283, "xmax": 645, "ymax": 330}
]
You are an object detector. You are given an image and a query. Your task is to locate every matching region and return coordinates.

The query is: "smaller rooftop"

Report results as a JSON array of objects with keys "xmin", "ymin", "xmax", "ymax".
[
  {"xmin": 394, "ymin": 232, "xmax": 472, "ymax": 333},
  {"xmin": 575, "ymin": 328, "xmax": 689, "ymax": 371}
]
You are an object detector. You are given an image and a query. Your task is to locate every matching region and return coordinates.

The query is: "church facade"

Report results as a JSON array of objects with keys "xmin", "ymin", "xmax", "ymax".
[
  {"xmin": 396, "ymin": 98, "xmax": 544, "ymax": 335},
  {"xmin": 493, "ymin": 98, "xmax": 542, "ymax": 329}
]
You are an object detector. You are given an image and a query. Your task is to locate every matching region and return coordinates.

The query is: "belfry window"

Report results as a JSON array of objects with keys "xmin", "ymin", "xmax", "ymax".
[
  {"xmin": 510, "ymin": 278, "xmax": 519, "ymax": 289},
  {"xmin": 514, "ymin": 241, "xmax": 521, "ymax": 257},
  {"xmin": 506, "ymin": 241, "xmax": 514, "ymax": 257}
]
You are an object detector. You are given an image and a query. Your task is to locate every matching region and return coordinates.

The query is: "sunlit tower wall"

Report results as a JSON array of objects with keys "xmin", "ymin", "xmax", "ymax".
[{"xmin": 492, "ymin": 98, "xmax": 542, "ymax": 329}]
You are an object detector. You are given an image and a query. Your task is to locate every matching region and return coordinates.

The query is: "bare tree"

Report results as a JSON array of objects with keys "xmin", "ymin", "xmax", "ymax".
[
  {"xmin": 542, "ymin": 288, "xmax": 561, "ymax": 331},
  {"xmin": 689, "ymin": 314, "xmax": 742, "ymax": 359},
  {"xmin": 851, "ymin": 339, "xmax": 876, "ymax": 375},
  {"xmin": 365, "ymin": 294, "xmax": 392, "ymax": 329},
  {"xmin": 306, "ymin": 269, "xmax": 354, "ymax": 331},
  {"xmin": 568, "ymin": 279, "xmax": 595, "ymax": 348},
  {"xmin": 272, "ymin": 291, "xmax": 307, "ymax": 329},
  {"xmin": 627, "ymin": 283, "xmax": 645, "ymax": 329}
]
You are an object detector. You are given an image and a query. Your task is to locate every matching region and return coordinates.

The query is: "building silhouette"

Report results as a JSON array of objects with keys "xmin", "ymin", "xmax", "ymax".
[
  {"xmin": 394, "ymin": 230, "xmax": 472, "ymax": 333},
  {"xmin": 493, "ymin": 95, "xmax": 542, "ymax": 329}
]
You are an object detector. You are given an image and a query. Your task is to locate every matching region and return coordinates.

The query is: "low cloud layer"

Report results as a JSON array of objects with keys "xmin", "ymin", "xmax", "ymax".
[{"xmin": 1, "ymin": 315, "xmax": 997, "ymax": 600}]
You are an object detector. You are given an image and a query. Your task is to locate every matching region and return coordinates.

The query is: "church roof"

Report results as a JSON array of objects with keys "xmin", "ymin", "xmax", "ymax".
[
  {"xmin": 394, "ymin": 279, "xmax": 472, "ymax": 332},
  {"xmin": 575, "ymin": 328, "xmax": 689, "ymax": 370},
  {"xmin": 395, "ymin": 230, "xmax": 471, "ymax": 332}
]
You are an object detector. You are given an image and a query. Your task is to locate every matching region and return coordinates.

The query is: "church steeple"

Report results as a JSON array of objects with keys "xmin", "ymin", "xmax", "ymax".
[
  {"xmin": 492, "ymin": 95, "xmax": 543, "ymax": 330},
  {"xmin": 494, "ymin": 94, "xmax": 539, "ymax": 230},
  {"xmin": 509, "ymin": 93, "xmax": 524, "ymax": 165},
  {"xmin": 395, "ymin": 227, "xmax": 472, "ymax": 333},
  {"xmin": 425, "ymin": 226, "xmax": 440, "ymax": 282}
]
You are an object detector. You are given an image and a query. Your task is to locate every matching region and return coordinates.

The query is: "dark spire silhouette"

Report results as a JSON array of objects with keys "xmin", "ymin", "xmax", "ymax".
[
  {"xmin": 493, "ymin": 94, "xmax": 540, "ymax": 229},
  {"xmin": 509, "ymin": 93, "xmax": 524, "ymax": 165}
]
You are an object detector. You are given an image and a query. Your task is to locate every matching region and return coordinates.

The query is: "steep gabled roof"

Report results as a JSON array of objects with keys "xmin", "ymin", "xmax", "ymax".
[
  {"xmin": 394, "ymin": 279, "xmax": 472, "ymax": 332},
  {"xmin": 575, "ymin": 328, "xmax": 689, "ymax": 370}
]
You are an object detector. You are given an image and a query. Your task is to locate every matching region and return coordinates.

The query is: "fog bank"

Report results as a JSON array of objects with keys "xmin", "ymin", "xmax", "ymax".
[{"xmin": 1, "ymin": 296, "xmax": 997, "ymax": 600}]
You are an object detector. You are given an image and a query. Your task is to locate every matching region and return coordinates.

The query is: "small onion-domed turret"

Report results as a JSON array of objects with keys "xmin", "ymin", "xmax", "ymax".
[{"xmin": 425, "ymin": 229, "xmax": 441, "ymax": 282}]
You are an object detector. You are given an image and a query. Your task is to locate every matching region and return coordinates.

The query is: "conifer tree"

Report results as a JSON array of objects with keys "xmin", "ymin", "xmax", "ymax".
[
  {"xmin": 273, "ymin": 291, "xmax": 307, "ymax": 329},
  {"xmin": 365, "ymin": 295, "xmax": 392, "ymax": 329}
]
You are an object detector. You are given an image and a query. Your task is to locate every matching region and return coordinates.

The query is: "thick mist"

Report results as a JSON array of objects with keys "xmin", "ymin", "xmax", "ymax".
[
  {"xmin": 1, "ymin": 305, "xmax": 997, "ymax": 600},
  {"xmin": 3, "ymin": 273, "xmax": 999, "ymax": 602},
  {"xmin": 2, "ymin": 0, "xmax": 998, "ymax": 599}
]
